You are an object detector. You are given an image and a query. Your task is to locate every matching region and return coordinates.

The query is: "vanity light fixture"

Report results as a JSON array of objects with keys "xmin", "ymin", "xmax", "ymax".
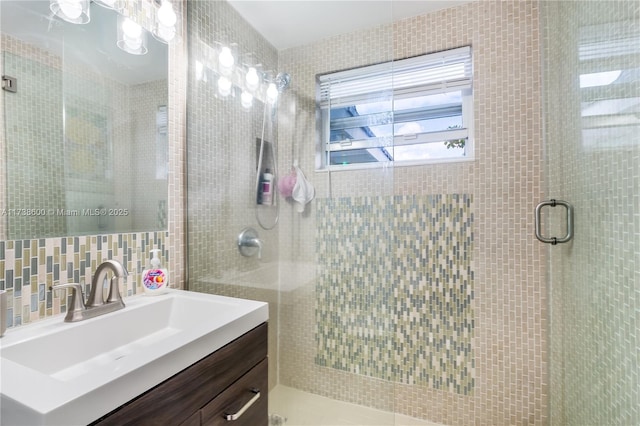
[
  {"xmin": 49, "ymin": 0, "xmax": 90, "ymax": 24},
  {"xmin": 117, "ymin": 15, "xmax": 148, "ymax": 55},
  {"xmin": 199, "ymin": 41, "xmax": 288, "ymax": 109},
  {"xmin": 49, "ymin": 0, "xmax": 179, "ymax": 56},
  {"xmin": 153, "ymin": 0, "xmax": 177, "ymax": 43}
]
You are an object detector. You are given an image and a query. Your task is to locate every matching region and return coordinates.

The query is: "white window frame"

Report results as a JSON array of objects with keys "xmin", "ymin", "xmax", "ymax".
[{"xmin": 316, "ymin": 46, "xmax": 474, "ymax": 171}]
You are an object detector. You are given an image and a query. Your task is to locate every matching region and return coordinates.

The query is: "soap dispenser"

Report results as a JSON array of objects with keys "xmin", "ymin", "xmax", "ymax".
[{"xmin": 142, "ymin": 249, "xmax": 169, "ymax": 295}]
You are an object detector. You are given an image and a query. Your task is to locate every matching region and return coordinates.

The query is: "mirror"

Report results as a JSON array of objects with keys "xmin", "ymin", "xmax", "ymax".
[{"xmin": 1, "ymin": 0, "xmax": 168, "ymax": 239}]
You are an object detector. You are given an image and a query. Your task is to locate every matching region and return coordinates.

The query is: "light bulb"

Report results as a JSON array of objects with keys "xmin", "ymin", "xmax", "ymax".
[
  {"xmin": 50, "ymin": 0, "xmax": 89, "ymax": 23},
  {"xmin": 122, "ymin": 18, "xmax": 142, "ymax": 39},
  {"xmin": 218, "ymin": 76, "xmax": 232, "ymax": 97},
  {"xmin": 219, "ymin": 46, "xmax": 235, "ymax": 74},
  {"xmin": 245, "ymin": 67, "xmax": 260, "ymax": 92},
  {"xmin": 155, "ymin": 23, "xmax": 176, "ymax": 42},
  {"xmin": 59, "ymin": 0, "xmax": 83, "ymax": 19},
  {"xmin": 157, "ymin": 1, "xmax": 177, "ymax": 27},
  {"xmin": 241, "ymin": 91, "xmax": 253, "ymax": 109},
  {"xmin": 117, "ymin": 15, "xmax": 147, "ymax": 55},
  {"xmin": 266, "ymin": 83, "xmax": 278, "ymax": 104}
]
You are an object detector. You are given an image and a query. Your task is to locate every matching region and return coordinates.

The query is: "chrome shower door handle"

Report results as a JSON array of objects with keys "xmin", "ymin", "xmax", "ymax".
[{"xmin": 535, "ymin": 199, "xmax": 574, "ymax": 245}]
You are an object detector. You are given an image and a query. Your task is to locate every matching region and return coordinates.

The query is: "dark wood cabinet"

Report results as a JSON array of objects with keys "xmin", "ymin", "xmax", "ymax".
[
  {"xmin": 92, "ymin": 323, "xmax": 268, "ymax": 426},
  {"xmin": 201, "ymin": 359, "xmax": 268, "ymax": 426}
]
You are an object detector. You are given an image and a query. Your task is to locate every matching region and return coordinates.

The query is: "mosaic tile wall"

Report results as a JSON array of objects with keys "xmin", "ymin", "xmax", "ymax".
[
  {"xmin": 277, "ymin": 1, "xmax": 547, "ymax": 425},
  {"xmin": 543, "ymin": 1, "xmax": 640, "ymax": 425},
  {"xmin": 0, "ymin": 232, "xmax": 167, "ymax": 326},
  {"xmin": 316, "ymin": 195, "xmax": 474, "ymax": 394}
]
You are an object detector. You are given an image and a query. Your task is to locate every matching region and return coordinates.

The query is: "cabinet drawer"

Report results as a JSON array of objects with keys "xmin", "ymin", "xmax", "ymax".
[
  {"xmin": 201, "ymin": 358, "xmax": 268, "ymax": 426},
  {"xmin": 92, "ymin": 323, "xmax": 267, "ymax": 426},
  {"xmin": 179, "ymin": 411, "xmax": 201, "ymax": 426}
]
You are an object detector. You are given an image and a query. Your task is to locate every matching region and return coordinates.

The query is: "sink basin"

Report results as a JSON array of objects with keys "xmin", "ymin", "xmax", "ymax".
[{"xmin": 0, "ymin": 289, "xmax": 268, "ymax": 425}]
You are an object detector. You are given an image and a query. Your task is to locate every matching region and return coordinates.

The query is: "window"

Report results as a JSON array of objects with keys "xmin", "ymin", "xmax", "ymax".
[{"xmin": 317, "ymin": 46, "xmax": 473, "ymax": 170}]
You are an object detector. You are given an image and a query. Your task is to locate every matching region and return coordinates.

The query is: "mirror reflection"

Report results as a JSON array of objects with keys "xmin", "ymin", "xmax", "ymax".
[{"xmin": 1, "ymin": 0, "xmax": 169, "ymax": 239}]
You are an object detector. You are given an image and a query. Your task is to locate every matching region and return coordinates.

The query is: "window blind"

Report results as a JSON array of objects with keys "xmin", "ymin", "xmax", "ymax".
[
  {"xmin": 317, "ymin": 46, "xmax": 473, "ymax": 168},
  {"xmin": 319, "ymin": 46, "xmax": 472, "ymax": 108}
]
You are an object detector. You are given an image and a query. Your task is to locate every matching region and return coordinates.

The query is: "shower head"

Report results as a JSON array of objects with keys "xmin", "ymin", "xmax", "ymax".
[{"xmin": 275, "ymin": 72, "xmax": 291, "ymax": 92}]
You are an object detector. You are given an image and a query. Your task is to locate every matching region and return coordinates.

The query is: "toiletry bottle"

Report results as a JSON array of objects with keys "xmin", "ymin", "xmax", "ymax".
[
  {"xmin": 262, "ymin": 168, "xmax": 273, "ymax": 205},
  {"xmin": 257, "ymin": 173, "xmax": 265, "ymax": 204},
  {"xmin": 142, "ymin": 249, "xmax": 169, "ymax": 295}
]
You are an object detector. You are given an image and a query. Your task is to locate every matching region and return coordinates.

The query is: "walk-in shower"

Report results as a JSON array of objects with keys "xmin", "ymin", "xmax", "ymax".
[{"xmin": 186, "ymin": 1, "xmax": 640, "ymax": 425}]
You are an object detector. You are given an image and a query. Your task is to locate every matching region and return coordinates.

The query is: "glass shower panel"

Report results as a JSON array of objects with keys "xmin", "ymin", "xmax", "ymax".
[
  {"xmin": 185, "ymin": 0, "xmax": 281, "ymax": 395},
  {"xmin": 392, "ymin": 2, "xmax": 548, "ymax": 424},
  {"xmin": 543, "ymin": 1, "xmax": 640, "ymax": 424},
  {"xmin": 275, "ymin": 3, "xmax": 396, "ymax": 424},
  {"xmin": 186, "ymin": 1, "xmax": 397, "ymax": 424}
]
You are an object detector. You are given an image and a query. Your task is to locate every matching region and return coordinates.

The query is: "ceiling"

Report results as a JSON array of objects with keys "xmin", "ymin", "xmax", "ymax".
[{"xmin": 227, "ymin": 0, "xmax": 474, "ymax": 50}]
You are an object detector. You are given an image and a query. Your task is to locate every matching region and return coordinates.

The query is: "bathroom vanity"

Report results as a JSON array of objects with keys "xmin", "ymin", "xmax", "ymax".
[
  {"xmin": 92, "ymin": 323, "xmax": 268, "ymax": 426},
  {"xmin": 0, "ymin": 290, "xmax": 269, "ymax": 425}
]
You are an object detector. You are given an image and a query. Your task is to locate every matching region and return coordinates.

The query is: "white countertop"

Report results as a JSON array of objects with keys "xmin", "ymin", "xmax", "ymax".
[{"xmin": 0, "ymin": 289, "xmax": 268, "ymax": 426}]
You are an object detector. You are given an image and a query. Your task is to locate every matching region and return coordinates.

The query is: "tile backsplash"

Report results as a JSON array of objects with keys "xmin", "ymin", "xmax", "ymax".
[{"xmin": 0, "ymin": 232, "xmax": 168, "ymax": 326}]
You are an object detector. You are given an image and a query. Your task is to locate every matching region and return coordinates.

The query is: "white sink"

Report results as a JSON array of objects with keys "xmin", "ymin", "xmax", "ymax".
[{"xmin": 0, "ymin": 289, "xmax": 268, "ymax": 425}]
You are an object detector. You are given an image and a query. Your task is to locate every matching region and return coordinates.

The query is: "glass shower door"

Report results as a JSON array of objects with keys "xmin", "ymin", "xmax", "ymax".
[{"xmin": 542, "ymin": 1, "xmax": 640, "ymax": 424}]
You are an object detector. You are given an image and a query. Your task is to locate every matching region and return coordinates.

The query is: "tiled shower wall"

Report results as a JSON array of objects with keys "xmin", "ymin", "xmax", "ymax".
[
  {"xmin": 315, "ymin": 195, "xmax": 474, "ymax": 394},
  {"xmin": 0, "ymin": 0, "xmax": 187, "ymax": 326},
  {"xmin": 277, "ymin": 1, "xmax": 546, "ymax": 424},
  {"xmin": 184, "ymin": 0, "xmax": 281, "ymax": 390},
  {"xmin": 543, "ymin": 1, "xmax": 640, "ymax": 425},
  {"xmin": 185, "ymin": 0, "xmax": 279, "ymax": 286}
]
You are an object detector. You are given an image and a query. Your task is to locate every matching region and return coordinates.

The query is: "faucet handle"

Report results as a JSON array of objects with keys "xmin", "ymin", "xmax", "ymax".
[
  {"xmin": 52, "ymin": 283, "xmax": 86, "ymax": 322},
  {"xmin": 253, "ymin": 238, "xmax": 264, "ymax": 260},
  {"xmin": 238, "ymin": 227, "xmax": 264, "ymax": 259}
]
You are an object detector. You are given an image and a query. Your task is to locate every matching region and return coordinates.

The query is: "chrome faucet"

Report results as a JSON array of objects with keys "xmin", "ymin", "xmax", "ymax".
[{"xmin": 53, "ymin": 260, "xmax": 127, "ymax": 322}]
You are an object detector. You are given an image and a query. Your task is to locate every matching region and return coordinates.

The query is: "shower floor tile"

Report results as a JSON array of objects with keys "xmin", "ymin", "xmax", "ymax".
[{"xmin": 269, "ymin": 385, "xmax": 441, "ymax": 426}]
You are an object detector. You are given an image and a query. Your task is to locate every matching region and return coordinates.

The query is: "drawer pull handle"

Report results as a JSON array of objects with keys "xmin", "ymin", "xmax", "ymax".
[{"xmin": 225, "ymin": 388, "xmax": 260, "ymax": 421}]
